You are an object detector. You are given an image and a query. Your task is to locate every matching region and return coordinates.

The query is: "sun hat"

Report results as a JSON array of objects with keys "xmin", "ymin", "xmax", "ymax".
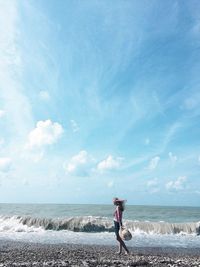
[{"xmin": 113, "ymin": 197, "xmax": 126, "ymax": 203}]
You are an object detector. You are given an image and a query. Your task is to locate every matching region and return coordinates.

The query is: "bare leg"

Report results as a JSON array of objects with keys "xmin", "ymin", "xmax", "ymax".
[
  {"xmin": 117, "ymin": 242, "xmax": 122, "ymax": 254},
  {"xmin": 117, "ymin": 235, "xmax": 129, "ymax": 254}
]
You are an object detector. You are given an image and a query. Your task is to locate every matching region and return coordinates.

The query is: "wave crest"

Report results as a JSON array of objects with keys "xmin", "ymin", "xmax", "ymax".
[
  {"xmin": 21, "ymin": 216, "xmax": 113, "ymax": 232},
  {"xmin": 0, "ymin": 215, "xmax": 200, "ymax": 235}
]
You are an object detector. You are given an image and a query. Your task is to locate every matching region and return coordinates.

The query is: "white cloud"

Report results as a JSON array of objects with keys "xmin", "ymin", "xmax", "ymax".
[
  {"xmin": 166, "ymin": 176, "xmax": 187, "ymax": 191},
  {"xmin": 97, "ymin": 155, "xmax": 122, "ymax": 172},
  {"xmin": 70, "ymin": 119, "xmax": 79, "ymax": 132},
  {"xmin": 0, "ymin": 1, "xmax": 34, "ymax": 140},
  {"xmin": 0, "ymin": 157, "xmax": 12, "ymax": 172},
  {"xmin": 160, "ymin": 122, "xmax": 182, "ymax": 153},
  {"xmin": 198, "ymin": 156, "xmax": 200, "ymax": 164},
  {"xmin": 148, "ymin": 156, "xmax": 160, "ymax": 170},
  {"xmin": 0, "ymin": 109, "xmax": 5, "ymax": 118},
  {"xmin": 0, "ymin": 2, "xmax": 19, "ymax": 68},
  {"xmin": 63, "ymin": 150, "xmax": 93, "ymax": 176},
  {"xmin": 168, "ymin": 152, "xmax": 177, "ymax": 164},
  {"xmin": 27, "ymin": 119, "xmax": 63, "ymax": 148},
  {"xmin": 39, "ymin": 90, "xmax": 50, "ymax": 101}
]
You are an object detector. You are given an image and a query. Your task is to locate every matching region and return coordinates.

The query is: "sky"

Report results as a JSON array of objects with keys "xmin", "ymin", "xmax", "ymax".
[{"xmin": 0, "ymin": 0, "xmax": 200, "ymax": 206}]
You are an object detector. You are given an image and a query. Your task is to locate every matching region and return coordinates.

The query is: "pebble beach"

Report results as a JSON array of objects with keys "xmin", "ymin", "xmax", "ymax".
[{"xmin": 0, "ymin": 241, "xmax": 200, "ymax": 267}]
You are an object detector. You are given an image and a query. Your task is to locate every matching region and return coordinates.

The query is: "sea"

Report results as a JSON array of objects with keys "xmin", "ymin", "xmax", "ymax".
[{"xmin": 0, "ymin": 203, "xmax": 200, "ymax": 248}]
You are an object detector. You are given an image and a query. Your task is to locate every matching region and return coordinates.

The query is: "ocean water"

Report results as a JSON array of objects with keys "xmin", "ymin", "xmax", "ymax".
[{"xmin": 0, "ymin": 203, "xmax": 200, "ymax": 248}]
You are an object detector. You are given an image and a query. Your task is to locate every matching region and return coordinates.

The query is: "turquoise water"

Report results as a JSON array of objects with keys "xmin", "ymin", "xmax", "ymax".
[
  {"xmin": 0, "ymin": 203, "xmax": 199, "ymax": 222},
  {"xmin": 0, "ymin": 203, "xmax": 200, "ymax": 248}
]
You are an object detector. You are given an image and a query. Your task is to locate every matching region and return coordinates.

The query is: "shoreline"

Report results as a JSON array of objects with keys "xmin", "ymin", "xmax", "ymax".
[{"xmin": 0, "ymin": 240, "xmax": 200, "ymax": 266}]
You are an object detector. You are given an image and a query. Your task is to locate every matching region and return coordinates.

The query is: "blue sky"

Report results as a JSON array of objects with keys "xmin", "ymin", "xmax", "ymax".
[{"xmin": 0, "ymin": 0, "xmax": 200, "ymax": 206}]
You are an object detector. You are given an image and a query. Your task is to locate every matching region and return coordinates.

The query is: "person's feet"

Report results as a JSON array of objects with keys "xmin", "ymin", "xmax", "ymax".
[{"xmin": 116, "ymin": 250, "xmax": 130, "ymax": 255}]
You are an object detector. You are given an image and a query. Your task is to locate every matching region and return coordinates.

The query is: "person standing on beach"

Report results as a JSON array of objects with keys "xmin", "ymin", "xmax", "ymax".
[{"xmin": 113, "ymin": 197, "xmax": 129, "ymax": 255}]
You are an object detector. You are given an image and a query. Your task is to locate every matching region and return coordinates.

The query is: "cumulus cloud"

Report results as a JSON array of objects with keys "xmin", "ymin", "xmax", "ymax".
[
  {"xmin": 166, "ymin": 176, "xmax": 187, "ymax": 191},
  {"xmin": 39, "ymin": 90, "xmax": 50, "ymax": 101},
  {"xmin": 168, "ymin": 152, "xmax": 177, "ymax": 164},
  {"xmin": 63, "ymin": 150, "xmax": 93, "ymax": 176},
  {"xmin": 148, "ymin": 156, "xmax": 160, "ymax": 170},
  {"xmin": 0, "ymin": 157, "xmax": 12, "ymax": 172},
  {"xmin": 97, "ymin": 155, "xmax": 122, "ymax": 172},
  {"xmin": 27, "ymin": 120, "xmax": 63, "ymax": 148},
  {"xmin": 70, "ymin": 119, "xmax": 79, "ymax": 132}
]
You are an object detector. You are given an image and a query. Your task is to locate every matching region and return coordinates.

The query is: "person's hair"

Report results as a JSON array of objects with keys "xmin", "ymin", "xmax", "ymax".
[
  {"xmin": 113, "ymin": 197, "xmax": 125, "ymax": 212},
  {"xmin": 118, "ymin": 201, "xmax": 125, "ymax": 212}
]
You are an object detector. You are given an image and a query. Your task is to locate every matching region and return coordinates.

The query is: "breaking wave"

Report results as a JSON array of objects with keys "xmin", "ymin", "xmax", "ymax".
[{"xmin": 0, "ymin": 215, "xmax": 200, "ymax": 235}]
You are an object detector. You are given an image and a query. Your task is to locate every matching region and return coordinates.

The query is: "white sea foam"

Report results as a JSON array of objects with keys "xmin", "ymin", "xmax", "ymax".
[
  {"xmin": 0, "ymin": 204, "xmax": 200, "ymax": 248},
  {"xmin": 0, "ymin": 216, "xmax": 44, "ymax": 233},
  {"xmin": 0, "ymin": 229, "xmax": 200, "ymax": 248},
  {"xmin": 0, "ymin": 215, "xmax": 200, "ymax": 236}
]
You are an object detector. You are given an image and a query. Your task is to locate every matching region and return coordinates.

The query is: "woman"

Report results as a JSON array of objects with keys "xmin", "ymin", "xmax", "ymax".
[{"xmin": 113, "ymin": 197, "xmax": 129, "ymax": 255}]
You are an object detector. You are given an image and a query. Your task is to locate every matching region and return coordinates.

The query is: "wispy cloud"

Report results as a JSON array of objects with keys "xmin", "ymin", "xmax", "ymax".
[
  {"xmin": 166, "ymin": 176, "xmax": 187, "ymax": 191},
  {"xmin": 168, "ymin": 152, "xmax": 178, "ymax": 164},
  {"xmin": 0, "ymin": 1, "xmax": 199, "ymax": 204},
  {"xmin": 70, "ymin": 120, "xmax": 79, "ymax": 133},
  {"xmin": 63, "ymin": 150, "xmax": 94, "ymax": 177},
  {"xmin": 160, "ymin": 122, "xmax": 182, "ymax": 153},
  {"xmin": 0, "ymin": 1, "xmax": 34, "ymax": 140},
  {"xmin": 148, "ymin": 156, "xmax": 160, "ymax": 170}
]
